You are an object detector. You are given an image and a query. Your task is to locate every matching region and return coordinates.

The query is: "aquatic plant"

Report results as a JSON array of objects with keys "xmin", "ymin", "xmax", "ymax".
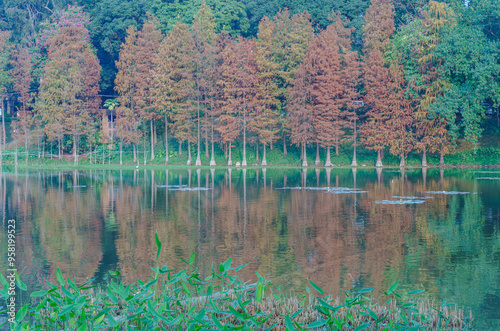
[{"xmin": 1, "ymin": 233, "xmax": 473, "ymax": 330}]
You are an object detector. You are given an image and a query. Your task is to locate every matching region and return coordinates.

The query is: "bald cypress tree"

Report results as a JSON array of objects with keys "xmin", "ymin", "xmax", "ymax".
[
  {"xmin": 361, "ymin": 0, "xmax": 395, "ymax": 167},
  {"xmin": 39, "ymin": 26, "xmax": 101, "ymax": 162},
  {"xmin": 151, "ymin": 23, "xmax": 195, "ymax": 165},
  {"xmin": 255, "ymin": 16, "xmax": 279, "ymax": 166}
]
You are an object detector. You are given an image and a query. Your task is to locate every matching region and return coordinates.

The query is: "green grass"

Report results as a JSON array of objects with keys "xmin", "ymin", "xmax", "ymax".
[
  {"xmin": 1, "ymin": 233, "xmax": 473, "ymax": 330},
  {"xmin": 2, "ymin": 133, "xmax": 500, "ymax": 169}
]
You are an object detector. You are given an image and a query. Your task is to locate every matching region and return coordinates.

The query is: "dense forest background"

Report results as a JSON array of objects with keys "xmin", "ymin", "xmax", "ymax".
[{"xmin": 0, "ymin": 0, "xmax": 499, "ymax": 166}]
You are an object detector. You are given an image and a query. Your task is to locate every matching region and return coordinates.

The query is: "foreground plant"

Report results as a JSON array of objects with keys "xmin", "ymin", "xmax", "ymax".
[{"xmin": 1, "ymin": 233, "xmax": 473, "ymax": 330}]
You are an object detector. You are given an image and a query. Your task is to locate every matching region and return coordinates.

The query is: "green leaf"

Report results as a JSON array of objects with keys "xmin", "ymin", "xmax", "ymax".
[
  {"xmin": 229, "ymin": 305, "xmax": 246, "ymax": 321},
  {"xmin": 30, "ymin": 290, "xmax": 48, "ymax": 298},
  {"xmin": 387, "ymin": 281, "xmax": 398, "ymax": 295},
  {"xmin": 222, "ymin": 257, "xmax": 232, "ymax": 271},
  {"xmin": 211, "ymin": 313, "xmax": 224, "ymax": 329},
  {"xmin": 358, "ymin": 287, "xmax": 375, "ymax": 294},
  {"xmin": 16, "ymin": 305, "xmax": 28, "ymax": 323},
  {"xmin": 109, "ymin": 270, "xmax": 120, "ymax": 277},
  {"xmin": 235, "ymin": 264, "xmax": 248, "ymax": 271},
  {"xmin": 407, "ymin": 289, "xmax": 425, "ymax": 295},
  {"xmin": 285, "ymin": 314, "xmax": 295, "ymax": 330},
  {"xmin": 307, "ymin": 319, "xmax": 328, "ymax": 328},
  {"xmin": 15, "ymin": 272, "xmax": 27, "ymax": 291},
  {"xmin": 56, "ymin": 268, "xmax": 65, "ymax": 287},
  {"xmin": 77, "ymin": 322, "xmax": 87, "ymax": 331},
  {"xmin": 308, "ymin": 280, "xmax": 324, "ymax": 296},
  {"xmin": 155, "ymin": 232, "xmax": 162, "ymax": 260},
  {"xmin": 354, "ymin": 323, "xmax": 370, "ymax": 331},
  {"xmin": 256, "ymin": 277, "xmax": 264, "ymax": 302},
  {"xmin": 189, "ymin": 251, "xmax": 195, "ymax": 265}
]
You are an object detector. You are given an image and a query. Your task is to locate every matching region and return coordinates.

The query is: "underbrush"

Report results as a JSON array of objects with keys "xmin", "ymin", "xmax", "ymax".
[{"xmin": 1, "ymin": 234, "xmax": 473, "ymax": 330}]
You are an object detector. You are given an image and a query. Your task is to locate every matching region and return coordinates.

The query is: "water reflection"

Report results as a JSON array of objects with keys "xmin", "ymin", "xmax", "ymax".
[{"xmin": 0, "ymin": 167, "xmax": 499, "ymax": 329}]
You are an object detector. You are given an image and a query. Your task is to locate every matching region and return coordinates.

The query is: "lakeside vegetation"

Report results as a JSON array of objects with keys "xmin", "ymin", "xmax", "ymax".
[{"xmin": 1, "ymin": 235, "xmax": 473, "ymax": 330}]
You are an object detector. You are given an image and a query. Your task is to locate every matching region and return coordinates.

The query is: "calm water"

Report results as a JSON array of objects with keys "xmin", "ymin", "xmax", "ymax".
[{"xmin": 0, "ymin": 167, "xmax": 499, "ymax": 328}]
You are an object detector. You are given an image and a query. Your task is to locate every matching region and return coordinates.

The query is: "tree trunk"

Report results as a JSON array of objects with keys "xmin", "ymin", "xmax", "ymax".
[
  {"xmin": 440, "ymin": 141, "xmax": 444, "ymax": 167},
  {"xmin": 325, "ymin": 146, "xmax": 332, "ymax": 167},
  {"xmin": 227, "ymin": 144, "xmax": 232, "ymax": 166},
  {"xmin": 315, "ymin": 142, "xmax": 320, "ymax": 166},
  {"xmin": 58, "ymin": 138, "xmax": 62, "ymax": 159},
  {"xmin": 165, "ymin": 113, "xmax": 169, "ymax": 164},
  {"xmin": 150, "ymin": 120, "xmax": 155, "ymax": 161},
  {"xmin": 262, "ymin": 143, "xmax": 267, "ymax": 166},
  {"xmin": 283, "ymin": 133, "xmax": 287, "ymax": 156},
  {"xmin": 256, "ymin": 142, "xmax": 259, "ymax": 161},
  {"xmin": 210, "ymin": 109, "xmax": 215, "ymax": 166},
  {"xmin": 302, "ymin": 143, "xmax": 308, "ymax": 167},
  {"xmin": 351, "ymin": 142, "xmax": 358, "ymax": 167},
  {"xmin": 422, "ymin": 148, "xmax": 427, "ymax": 167},
  {"xmin": 376, "ymin": 150, "xmax": 383, "ymax": 167},
  {"xmin": 400, "ymin": 153, "xmax": 405, "ymax": 167},
  {"xmin": 120, "ymin": 141, "xmax": 123, "ymax": 165},
  {"xmin": 187, "ymin": 141, "xmax": 192, "ymax": 165},
  {"xmin": 25, "ymin": 139, "xmax": 29, "ymax": 164},
  {"xmin": 335, "ymin": 139, "xmax": 339, "ymax": 155},
  {"xmin": 242, "ymin": 112, "xmax": 247, "ymax": 167},
  {"xmin": 73, "ymin": 136, "xmax": 77, "ymax": 164},
  {"xmin": 179, "ymin": 141, "xmax": 182, "ymax": 155},
  {"xmin": 133, "ymin": 143, "xmax": 137, "ymax": 163}
]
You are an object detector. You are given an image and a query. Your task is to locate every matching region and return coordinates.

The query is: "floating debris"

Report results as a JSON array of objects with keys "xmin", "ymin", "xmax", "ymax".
[
  {"xmin": 276, "ymin": 187, "xmax": 367, "ymax": 194},
  {"xmin": 156, "ymin": 185, "xmax": 187, "ymax": 188},
  {"xmin": 392, "ymin": 196, "xmax": 434, "ymax": 199},
  {"xmin": 327, "ymin": 187, "xmax": 368, "ymax": 194},
  {"xmin": 423, "ymin": 191, "xmax": 470, "ymax": 195},
  {"xmin": 276, "ymin": 187, "xmax": 330, "ymax": 190},
  {"xmin": 376, "ymin": 200, "xmax": 426, "ymax": 205},
  {"xmin": 168, "ymin": 187, "xmax": 213, "ymax": 191},
  {"xmin": 475, "ymin": 177, "xmax": 500, "ymax": 180},
  {"xmin": 70, "ymin": 185, "xmax": 87, "ymax": 188}
]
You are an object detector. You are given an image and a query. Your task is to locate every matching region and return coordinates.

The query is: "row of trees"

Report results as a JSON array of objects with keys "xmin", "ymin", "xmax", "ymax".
[{"xmin": 2, "ymin": 0, "xmax": 499, "ymax": 166}]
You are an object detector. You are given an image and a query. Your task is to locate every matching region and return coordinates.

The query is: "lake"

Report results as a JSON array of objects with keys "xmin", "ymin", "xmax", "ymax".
[{"xmin": 0, "ymin": 167, "xmax": 499, "ymax": 329}]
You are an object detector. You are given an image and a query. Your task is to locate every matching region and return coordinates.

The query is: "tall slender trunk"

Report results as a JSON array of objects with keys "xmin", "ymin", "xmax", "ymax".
[
  {"xmin": 120, "ymin": 141, "xmax": 123, "ymax": 165},
  {"xmin": 376, "ymin": 149, "xmax": 383, "ymax": 167},
  {"xmin": 133, "ymin": 143, "xmax": 137, "ymax": 163},
  {"xmin": 283, "ymin": 132, "xmax": 287, "ymax": 156},
  {"xmin": 335, "ymin": 138, "xmax": 339, "ymax": 155},
  {"xmin": 187, "ymin": 141, "xmax": 192, "ymax": 165},
  {"xmin": 256, "ymin": 142, "xmax": 259, "ymax": 161},
  {"xmin": 179, "ymin": 141, "xmax": 182, "ymax": 155},
  {"xmin": 440, "ymin": 140, "xmax": 444, "ymax": 167},
  {"xmin": 315, "ymin": 142, "xmax": 320, "ymax": 166},
  {"xmin": 195, "ymin": 94, "xmax": 201, "ymax": 166},
  {"xmin": 422, "ymin": 148, "xmax": 427, "ymax": 167},
  {"xmin": 261, "ymin": 143, "xmax": 267, "ymax": 166},
  {"xmin": 325, "ymin": 146, "xmax": 332, "ymax": 167},
  {"xmin": 227, "ymin": 144, "xmax": 232, "ymax": 166},
  {"xmin": 25, "ymin": 138, "xmax": 29, "ymax": 164},
  {"xmin": 165, "ymin": 113, "xmax": 169, "ymax": 164},
  {"xmin": 400, "ymin": 153, "xmax": 405, "ymax": 167},
  {"xmin": 73, "ymin": 136, "xmax": 77, "ymax": 164},
  {"xmin": 58, "ymin": 137, "xmax": 62, "ymax": 159},
  {"xmin": 302, "ymin": 142, "xmax": 308, "ymax": 167},
  {"xmin": 351, "ymin": 118, "xmax": 358, "ymax": 166},
  {"xmin": 242, "ymin": 109, "xmax": 247, "ymax": 166},
  {"xmin": 150, "ymin": 120, "xmax": 155, "ymax": 161}
]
